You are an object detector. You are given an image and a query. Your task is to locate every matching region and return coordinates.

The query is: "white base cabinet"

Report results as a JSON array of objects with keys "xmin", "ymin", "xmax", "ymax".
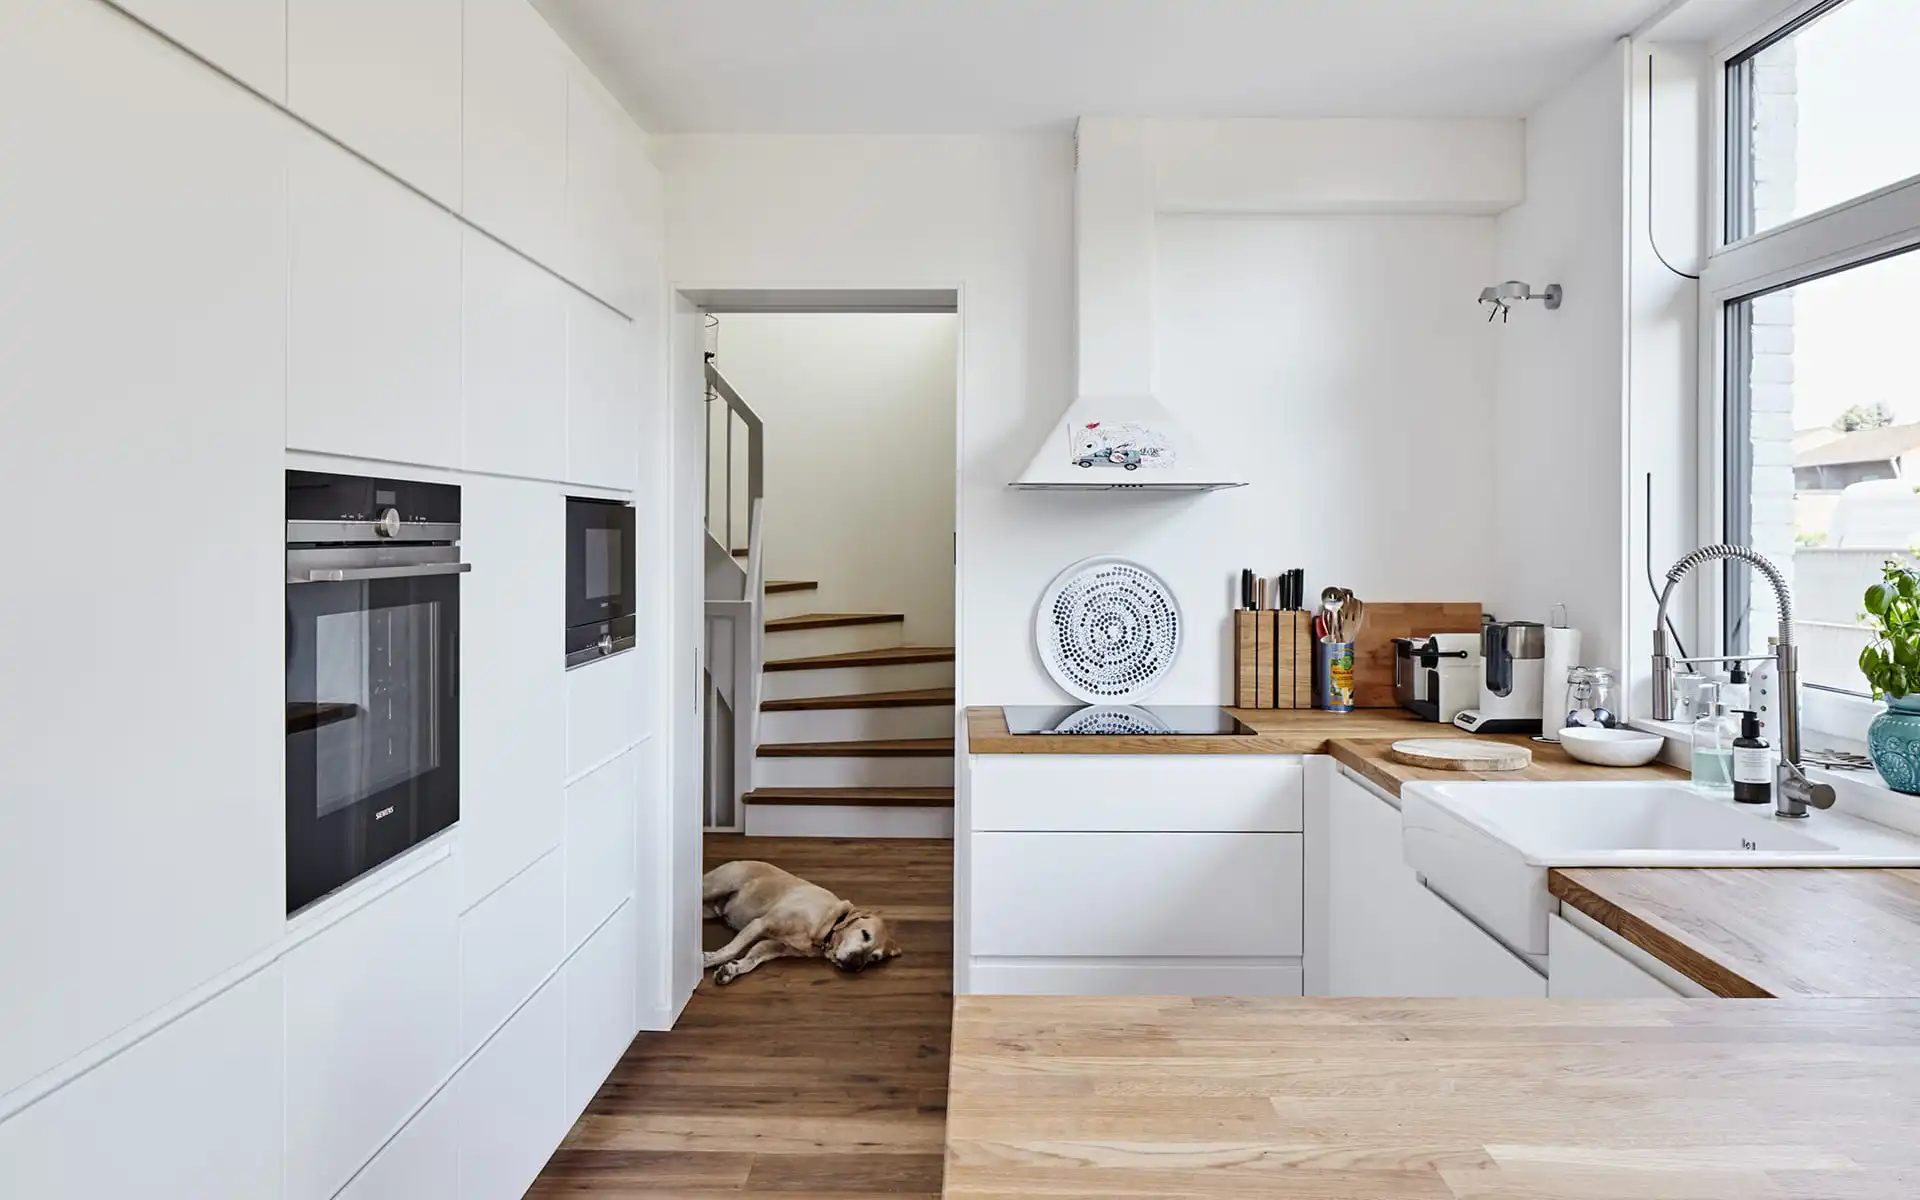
[
  {"xmin": 964, "ymin": 756, "xmax": 1306, "ymax": 996},
  {"xmin": 1316, "ymin": 765, "xmax": 1545, "ymax": 998},
  {"xmin": 1547, "ymin": 913, "xmax": 1686, "ymax": 998}
]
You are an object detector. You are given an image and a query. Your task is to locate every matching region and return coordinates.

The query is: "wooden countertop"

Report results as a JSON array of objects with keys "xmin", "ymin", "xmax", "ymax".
[
  {"xmin": 964, "ymin": 705, "xmax": 1426, "ymax": 754},
  {"xmin": 946, "ymin": 994, "xmax": 1920, "ymax": 1198},
  {"xmin": 1551, "ymin": 867, "xmax": 1920, "ymax": 999},
  {"xmin": 1329, "ymin": 733, "xmax": 1688, "ymax": 795}
]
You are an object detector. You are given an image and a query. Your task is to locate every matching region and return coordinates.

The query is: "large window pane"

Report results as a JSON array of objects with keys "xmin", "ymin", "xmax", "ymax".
[
  {"xmin": 1734, "ymin": 0, "xmax": 1920, "ymax": 240},
  {"xmin": 1727, "ymin": 247, "xmax": 1920, "ymax": 694}
]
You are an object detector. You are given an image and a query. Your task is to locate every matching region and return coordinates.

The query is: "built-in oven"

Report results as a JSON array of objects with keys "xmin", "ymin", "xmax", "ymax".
[
  {"xmin": 285, "ymin": 470, "xmax": 467, "ymax": 914},
  {"xmin": 565, "ymin": 496, "xmax": 636, "ymax": 669}
]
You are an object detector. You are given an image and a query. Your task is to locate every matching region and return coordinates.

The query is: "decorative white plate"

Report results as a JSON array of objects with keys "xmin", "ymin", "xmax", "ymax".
[{"xmin": 1035, "ymin": 556, "xmax": 1181, "ymax": 703}]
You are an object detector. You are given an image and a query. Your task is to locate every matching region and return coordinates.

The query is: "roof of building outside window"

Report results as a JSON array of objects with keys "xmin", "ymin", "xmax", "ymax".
[{"xmin": 1794, "ymin": 422, "xmax": 1920, "ymax": 468}]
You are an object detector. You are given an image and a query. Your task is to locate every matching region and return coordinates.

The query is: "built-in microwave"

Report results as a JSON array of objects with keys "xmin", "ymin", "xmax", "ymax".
[
  {"xmin": 285, "ymin": 470, "xmax": 467, "ymax": 914},
  {"xmin": 565, "ymin": 496, "xmax": 637, "ymax": 669}
]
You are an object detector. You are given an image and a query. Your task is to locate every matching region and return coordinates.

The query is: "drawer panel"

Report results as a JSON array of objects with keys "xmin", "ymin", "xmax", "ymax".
[
  {"xmin": 970, "ymin": 755, "xmax": 1303, "ymax": 832},
  {"xmin": 972, "ymin": 832, "xmax": 1303, "ymax": 957},
  {"xmin": 565, "ymin": 749, "xmax": 637, "ymax": 951}
]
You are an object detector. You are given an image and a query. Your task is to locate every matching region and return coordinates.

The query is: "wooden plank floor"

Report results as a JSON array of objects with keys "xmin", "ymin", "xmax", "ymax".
[{"xmin": 529, "ymin": 835, "xmax": 954, "ymax": 1198}]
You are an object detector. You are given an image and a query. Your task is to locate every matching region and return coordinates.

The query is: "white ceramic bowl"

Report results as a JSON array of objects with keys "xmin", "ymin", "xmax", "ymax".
[{"xmin": 1557, "ymin": 726, "xmax": 1665, "ymax": 768}]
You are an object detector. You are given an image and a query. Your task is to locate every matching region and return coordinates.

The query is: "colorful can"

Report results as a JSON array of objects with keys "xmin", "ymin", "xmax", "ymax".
[{"xmin": 1316, "ymin": 640, "xmax": 1356, "ymax": 713}]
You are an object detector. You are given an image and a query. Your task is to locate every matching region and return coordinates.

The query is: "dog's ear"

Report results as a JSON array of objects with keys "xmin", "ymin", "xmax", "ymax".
[{"xmin": 817, "ymin": 900, "xmax": 855, "ymax": 945}]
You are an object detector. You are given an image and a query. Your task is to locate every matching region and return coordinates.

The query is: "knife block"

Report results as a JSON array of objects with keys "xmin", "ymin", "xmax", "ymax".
[{"xmin": 1234, "ymin": 612, "xmax": 1315, "ymax": 710}]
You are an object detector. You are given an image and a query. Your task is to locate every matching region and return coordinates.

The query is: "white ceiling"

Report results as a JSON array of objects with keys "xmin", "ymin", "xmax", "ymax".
[{"xmin": 534, "ymin": 0, "xmax": 1677, "ymax": 134}]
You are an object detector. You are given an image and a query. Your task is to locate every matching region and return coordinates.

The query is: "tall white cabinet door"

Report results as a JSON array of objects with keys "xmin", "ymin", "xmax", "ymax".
[
  {"xmin": 0, "ymin": 967, "xmax": 284, "ymax": 1200},
  {"xmin": 288, "ymin": 132, "xmax": 462, "ymax": 469},
  {"xmin": 115, "ymin": 0, "xmax": 288, "ymax": 99},
  {"xmin": 462, "ymin": 231, "xmax": 568, "ymax": 479},
  {"xmin": 0, "ymin": 0, "xmax": 287, "ymax": 1097},
  {"xmin": 568, "ymin": 295, "xmax": 639, "ymax": 489},
  {"xmin": 286, "ymin": 0, "xmax": 463, "ymax": 207},
  {"xmin": 566, "ymin": 72, "xmax": 642, "ymax": 307},
  {"xmin": 459, "ymin": 479, "xmax": 566, "ymax": 909},
  {"xmin": 456, "ymin": 977, "xmax": 568, "ymax": 1200},
  {"xmin": 284, "ymin": 862, "xmax": 460, "ymax": 1200},
  {"xmin": 463, "ymin": 0, "xmax": 570, "ymax": 269}
]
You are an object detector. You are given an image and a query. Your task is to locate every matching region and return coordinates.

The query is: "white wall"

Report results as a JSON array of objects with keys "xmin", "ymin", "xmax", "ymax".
[
  {"xmin": 0, "ymin": 0, "xmax": 676, "ymax": 1195},
  {"xmin": 1489, "ymin": 43, "xmax": 1633, "ymax": 673},
  {"xmin": 659, "ymin": 133, "xmax": 1076, "ymax": 702},
  {"xmin": 713, "ymin": 313, "xmax": 958, "ymax": 644},
  {"xmin": 663, "ymin": 130, "xmax": 1511, "ymax": 704}
]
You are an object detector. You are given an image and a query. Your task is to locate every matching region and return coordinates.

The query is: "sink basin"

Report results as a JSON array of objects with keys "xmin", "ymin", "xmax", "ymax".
[{"xmin": 1400, "ymin": 779, "xmax": 1920, "ymax": 957}]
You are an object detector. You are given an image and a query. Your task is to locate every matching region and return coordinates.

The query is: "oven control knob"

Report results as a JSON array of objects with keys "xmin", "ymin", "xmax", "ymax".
[
  {"xmin": 598, "ymin": 633, "xmax": 615, "ymax": 655},
  {"xmin": 373, "ymin": 507, "xmax": 402, "ymax": 538}
]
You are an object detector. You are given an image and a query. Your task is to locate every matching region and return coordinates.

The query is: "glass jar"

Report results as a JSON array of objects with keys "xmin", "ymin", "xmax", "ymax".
[{"xmin": 1564, "ymin": 667, "xmax": 1619, "ymax": 730}]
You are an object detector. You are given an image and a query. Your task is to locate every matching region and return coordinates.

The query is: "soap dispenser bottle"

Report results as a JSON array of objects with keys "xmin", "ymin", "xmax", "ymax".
[
  {"xmin": 1690, "ymin": 683, "xmax": 1735, "ymax": 793},
  {"xmin": 1732, "ymin": 709, "xmax": 1774, "ymax": 805}
]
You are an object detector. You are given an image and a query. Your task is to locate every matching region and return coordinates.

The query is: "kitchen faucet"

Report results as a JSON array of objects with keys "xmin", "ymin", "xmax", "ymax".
[{"xmin": 1651, "ymin": 544, "xmax": 1837, "ymax": 818}]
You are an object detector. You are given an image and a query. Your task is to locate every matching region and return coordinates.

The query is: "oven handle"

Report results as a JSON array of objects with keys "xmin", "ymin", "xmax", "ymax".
[{"xmin": 294, "ymin": 562, "xmax": 473, "ymax": 584}]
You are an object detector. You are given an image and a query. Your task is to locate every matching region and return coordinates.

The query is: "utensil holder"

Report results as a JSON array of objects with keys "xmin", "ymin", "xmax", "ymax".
[{"xmin": 1315, "ymin": 641, "xmax": 1356, "ymax": 713}]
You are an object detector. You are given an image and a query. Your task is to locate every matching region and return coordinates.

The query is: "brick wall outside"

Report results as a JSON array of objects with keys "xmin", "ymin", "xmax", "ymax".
[{"xmin": 1745, "ymin": 43, "xmax": 1800, "ymax": 654}]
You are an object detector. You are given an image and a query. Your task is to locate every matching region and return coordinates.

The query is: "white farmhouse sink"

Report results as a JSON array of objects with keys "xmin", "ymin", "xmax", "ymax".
[{"xmin": 1401, "ymin": 780, "xmax": 1920, "ymax": 957}]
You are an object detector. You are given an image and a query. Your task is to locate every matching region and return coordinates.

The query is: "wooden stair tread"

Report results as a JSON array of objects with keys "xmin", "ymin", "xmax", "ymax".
[
  {"xmin": 744, "ymin": 787, "xmax": 954, "ymax": 809},
  {"xmin": 731, "ymin": 547, "xmax": 749, "ymax": 556},
  {"xmin": 764, "ymin": 579, "xmax": 818, "ymax": 594},
  {"xmin": 757, "ymin": 738, "xmax": 954, "ymax": 757},
  {"xmin": 766, "ymin": 612, "xmax": 905, "ymax": 632},
  {"xmin": 764, "ymin": 646, "xmax": 955, "ymax": 672},
  {"xmin": 761, "ymin": 687, "xmax": 954, "ymax": 712}
]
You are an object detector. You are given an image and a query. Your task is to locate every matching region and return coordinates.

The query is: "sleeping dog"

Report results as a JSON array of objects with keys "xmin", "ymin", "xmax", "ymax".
[{"xmin": 701, "ymin": 860, "xmax": 901, "ymax": 985}]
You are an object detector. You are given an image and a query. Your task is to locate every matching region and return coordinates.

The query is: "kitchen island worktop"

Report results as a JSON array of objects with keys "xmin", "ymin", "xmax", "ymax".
[{"xmin": 944, "ymin": 994, "xmax": 1920, "ymax": 1198}]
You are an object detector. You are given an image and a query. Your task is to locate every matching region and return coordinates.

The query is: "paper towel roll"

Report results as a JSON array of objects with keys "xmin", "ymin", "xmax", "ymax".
[{"xmin": 1542, "ymin": 626, "xmax": 1583, "ymax": 739}]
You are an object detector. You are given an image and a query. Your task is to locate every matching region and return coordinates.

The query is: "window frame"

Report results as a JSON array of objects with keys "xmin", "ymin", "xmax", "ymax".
[{"xmin": 1704, "ymin": 0, "xmax": 1920, "ymax": 740}]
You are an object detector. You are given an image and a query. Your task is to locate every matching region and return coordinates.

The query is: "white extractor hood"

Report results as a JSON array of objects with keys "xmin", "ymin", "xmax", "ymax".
[
  {"xmin": 1010, "ymin": 120, "xmax": 1247, "ymax": 492},
  {"xmin": 1009, "ymin": 394, "xmax": 1249, "ymax": 491}
]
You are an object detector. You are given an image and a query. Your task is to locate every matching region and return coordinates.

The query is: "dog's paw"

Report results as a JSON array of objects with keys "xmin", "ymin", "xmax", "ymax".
[
  {"xmin": 712, "ymin": 963, "xmax": 740, "ymax": 986},
  {"xmin": 701, "ymin": 950, "xmax": 727, "ymax": 969}
]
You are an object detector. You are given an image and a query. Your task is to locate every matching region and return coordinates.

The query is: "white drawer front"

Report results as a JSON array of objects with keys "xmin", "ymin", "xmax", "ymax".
[
  {"xmin": 567, "ymin": 650, "xmax": 638, "ymax": 779},
  {"xmin": 564, "ymin": 900, "xmax": 637, "ymax": 1120},
  {"xmin": 970, "ymin": 755, "xmax": 1304, "ymax": 832},
  {"xmin": 458, "ymin": 850, "xmax": 563, "ymax": 1058},
  {"xmin": 1547, "ymin": 913, "xmax": 1683, "ymax": 999},
  {"xmin": 972, "ymin": 832, "xmax": 1303, "ymax": 958},
  {"xmin": 565, "ymin": 749, "xmax": 637, "ymax": 951}
]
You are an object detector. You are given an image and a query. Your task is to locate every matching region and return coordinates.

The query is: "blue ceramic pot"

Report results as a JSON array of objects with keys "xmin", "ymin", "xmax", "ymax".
[{"xmin": 1868, "ymin": 694, "xmax": 1920, "ymax": 795}]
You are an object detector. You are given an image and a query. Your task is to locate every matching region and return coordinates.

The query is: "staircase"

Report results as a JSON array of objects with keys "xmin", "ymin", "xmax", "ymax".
[{"xmin": 702, "ymin": 359, "xmax": 954, "ymax": 838}]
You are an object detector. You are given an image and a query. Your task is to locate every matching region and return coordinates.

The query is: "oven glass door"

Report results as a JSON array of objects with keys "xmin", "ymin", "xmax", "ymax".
[
  {"xmin": 286, "ymin": 571, "xmax": 459, "ymax": 913},
  {"xmin": 566, "ymin": 500, "xmax": 635, "ymax": 630}
]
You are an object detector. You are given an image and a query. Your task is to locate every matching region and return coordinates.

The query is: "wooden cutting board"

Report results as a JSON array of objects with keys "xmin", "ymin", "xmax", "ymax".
[
  {"xmin": 1351, "ymin": 601, "xmax": 1482, "ymax": 708},
  {"xmin": 1387, "ymin": 739, "xmax": 1531, "ymax": 772}
]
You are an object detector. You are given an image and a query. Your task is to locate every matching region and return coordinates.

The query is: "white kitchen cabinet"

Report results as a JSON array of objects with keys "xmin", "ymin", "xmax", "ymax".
[
  {"xmin": 971, "ymin": 754, "xmax": 1303, "ymax": 832},
  {"xmin": 972, "ymin": 832, "xmax": 1303, "ymax": 958},
  {"xmin": 0, "ymin": 966, "xmax": 284, "ymax": 1200},
  {"xmin": 115, "ymin": 0, "xmax": 287, "ymax": 99},
  {"xmin": 455, "ymin": 975, "xmax": 568, "ymax": 1200},
  {"xmin": 462, "ymin": 230, "xmax": 568, "ymax": 480},
  {"xmin": 567, "ymin": 293, "xmax": 641, "ymax": 489},
  {"xmin": 284, "ymin": 860, "xmax": 459, "ymax": 1200},
  {"xmin": 286, "ymin": 0, "xmax": 462, "ymax": 207},
  {"xmin": 458, "ymin": 478, "xmax": 566, "ymax": 909},
  {"xmin": 565, "ymin": 900, "xmax": 638, "ymax": 1119},
  {"xmin": 335, "ymin": 1085, "xmax": 457, "ymax": 1200},
  {"xmin": 568, "ymin": 648, "xmax": 641, "ymax": 778},
  {"xmin": 463, "ymin": 0, "xmax": 571, "ymax": 270},
  {"xmin": 566, "ymin": 749, "xmax": 639, "ymax": 952},
  {"xmin": 458, "ymin": 850, "xmax": 564, "ymax": 1059},
  {"xmin": 1320, "ymin": 767, "xmax": 1545, "ymax": 998},
  {"xmin": 287, "ymin": 131, "xmax": 462, "ymax": 468},
  {"xmin": 1548, "ymin": 913, "xmax": 1684, "ymax": 998},
  {"xmin": 566, "ymin": 70, "xmax": 644, "ymax": 307},
  {"xmin": 0, "ymin": 0, "xmax": 287, "ymax": 1096}
]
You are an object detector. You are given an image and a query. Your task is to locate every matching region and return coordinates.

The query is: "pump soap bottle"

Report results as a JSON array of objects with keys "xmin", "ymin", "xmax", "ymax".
[
  {"xmin": 1690, "ymin": 683, "xmax": 1735, "ymax": 793},
  {"xmin": 1732, "ymin": 709, "xmax": 1774, "ymax": 805}
]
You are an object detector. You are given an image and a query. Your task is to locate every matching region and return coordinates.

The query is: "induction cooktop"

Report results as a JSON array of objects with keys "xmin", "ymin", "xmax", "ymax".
[{"xmin": 1002, "ymin": 705, "xmax": 1255, "ymax": 736}]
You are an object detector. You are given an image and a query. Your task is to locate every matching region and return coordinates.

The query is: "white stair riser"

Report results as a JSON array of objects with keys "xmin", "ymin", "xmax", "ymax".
[
  {"xmin": 744, "ymin": 804, "xmax": 954, "ymax": 838},
  {"xmin": 761, "ymin": 589, "xmax": 821, "ymax": 620},
  {"xmin": 760, "ymin": 705, "xmax": 953, "ymax": 744},
  {"xmin": 753, "ymin": 755, "xmax": 954, "ymax": 789},
  {"xmin": 763, "ymin": 621, "xmax": 904, "ymax": 659},
  {"xmin": 760, "ymin": 661, "xmax": 954, "ymax": 701}
]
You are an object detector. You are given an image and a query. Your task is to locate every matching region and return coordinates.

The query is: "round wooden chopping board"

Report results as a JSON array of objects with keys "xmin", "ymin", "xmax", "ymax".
[{"xmin": 1386, "ymin": 738, "xmax": 1532, "ymax": 772}]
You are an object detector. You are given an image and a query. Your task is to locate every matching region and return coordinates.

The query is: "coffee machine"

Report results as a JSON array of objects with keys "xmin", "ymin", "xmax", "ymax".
[{"xmin": 1453, "ymin": 620, "xmax": 1547, "ymax": 734}]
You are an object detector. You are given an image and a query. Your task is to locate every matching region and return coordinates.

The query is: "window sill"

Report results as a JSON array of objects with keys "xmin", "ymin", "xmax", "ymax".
[{"xmin": 1628, "ymin": 717, "xmax": 1920, "ymax": 839}]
